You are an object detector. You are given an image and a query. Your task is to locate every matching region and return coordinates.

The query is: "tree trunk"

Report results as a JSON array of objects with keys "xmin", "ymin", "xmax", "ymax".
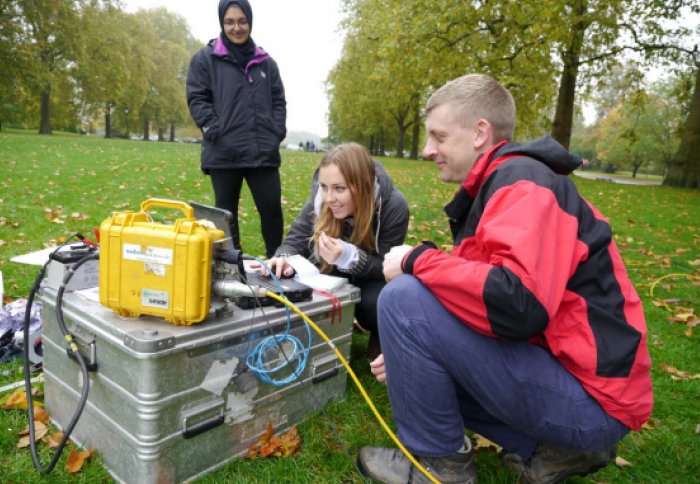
[
  {"xmin": 369, "ymin": 134, "xmax": 376, "ymax": 155},
  {"xmin": 632, "ymin": 161, "xmax": 640, "ymax": 178},
  {"xmin": 410, "ymin": 107, "xmax": 421, "ymax": 160},
  {"xmin": 105, "ymin": 103, "xmax": 112, "ymax": 138},
  {"xmin": 664, "ymin": 67, "xmax": 700, "ymax": 189},
  {"xmin": 158, "ymin": 127, "xmax": 165, "ymax": 141},
  {"xmin": 143, "ymin": 118, "xmax": 150, "ymax": 141},
  {"xmin": 39, "ymin": 88, "xmax": 52, "ymax": 134},
  {"xmin": 396, "ymin": 121, "xmax": 406, "ymax": 158},
  {"xmin": 550, "ymin": 1, "xmax": 588, "ymax": 150},
  {"xmin": 170, "ymin": 124, "xmax": 175, "ymax": 142}
]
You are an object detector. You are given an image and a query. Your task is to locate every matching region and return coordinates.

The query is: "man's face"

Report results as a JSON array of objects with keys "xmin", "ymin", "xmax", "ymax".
[
  {"xmin": 223, "ymin": 6, "xmax": 250, "ymax": 45},
  {"xmin": 422, "ymin": 103, "xmax": 478, "ymax": 184}
]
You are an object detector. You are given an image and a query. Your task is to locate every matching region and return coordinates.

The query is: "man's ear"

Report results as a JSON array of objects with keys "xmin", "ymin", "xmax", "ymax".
[{"xmin": 473, "ymin": 119, "xmax": 493, "ymax": 151}]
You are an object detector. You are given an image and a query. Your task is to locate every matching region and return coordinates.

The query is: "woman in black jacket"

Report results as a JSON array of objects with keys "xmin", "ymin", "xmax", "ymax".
[
  {"xmin": 186, "ymin": 0, "xmax": 286, "ymax": 257},
  {"xmin": 265, "ymin": 143, "xmax": 410, "ymax": 360}
]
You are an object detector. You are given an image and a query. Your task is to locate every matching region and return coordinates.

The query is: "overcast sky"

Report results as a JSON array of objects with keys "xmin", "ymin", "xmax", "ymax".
[{"xmin": 122, "ymin": 0, "xmax": 344, "ymax": 138}]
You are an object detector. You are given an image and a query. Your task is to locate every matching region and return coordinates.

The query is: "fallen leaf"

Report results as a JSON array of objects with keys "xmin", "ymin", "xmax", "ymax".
[
  {"xmin": 246, "ymin": 423, "xmax": 301, "ymax": 459},
  {"xmin": 615, "ymin": 456, "xmax": 633, "ymax": 467},
  {"xmin": 44, "ymin": 432, "xmax": 65, "ymax": 448},
  {"xmin": 641, "ymin": 421, "xmax": 655, "ymax": 431},
  {"xmin": 659, "ymin": 363, "xmax": 700, "ymax": 381},
  {"xmin": 16, "ymin": 421, "xmax": 49, "ymax": 447},
  {"xmin": 3, "ymin": 390, "xmax": 28, "ymax": 410},
  {"xmin": 65, "ymin": 448, "xmax": 95, "ymax": 473},
  {"xmin": 473, "ymin": 433, "xmax": 502, "ymax": 452},
  {"xmin": 70, "ymin": 212, "xmax": 90, "ymax": 221},
  {"xmin": 33, "ymin": 407, "xmax": 50, "ymax": 423}
]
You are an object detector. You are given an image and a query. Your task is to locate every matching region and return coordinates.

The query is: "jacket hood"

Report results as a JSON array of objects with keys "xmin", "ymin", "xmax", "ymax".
[
  {"xmin": 463, "ymin": 136, "xmax": 582, "ymax": 196},
  {"xmin": 497, "ymin": 136, "xmax": 582, "ymax": 175}
]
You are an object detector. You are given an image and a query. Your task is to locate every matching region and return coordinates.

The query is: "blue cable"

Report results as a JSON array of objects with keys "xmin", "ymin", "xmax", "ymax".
[{"xmin": 245, "ymin": 258, "xmax": 312, "ymax": 386}]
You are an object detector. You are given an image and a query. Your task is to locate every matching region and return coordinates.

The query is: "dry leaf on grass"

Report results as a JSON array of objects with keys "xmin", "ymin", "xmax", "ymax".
[
  {"xmin": 65, "ymin": 448, "xmax": 95, "ymax": 473},
  {"xmin": 44, "ymin": 432, "xmax": 65, "ymax": 448},
  {"xmin": 17, "ymin": 421, "xmax": 49, "ymax": 448},
  {"xmin": 659, "ymin": 363, "xmax": 700, "ymax": 381},
  {"xmin": 615, "ymin": 456, "xmax": 633, "ymax": 467},
  {"xmin": 1, "ymin": 390, "xmax": 42, "ymax": 410},
  {"xmin": 33, "ymin": 407, "xmax": 50, "ymax": 423},
  {"xmin": 246, "ymin": 422, "xmax": 301, "ymax": 459},
  {"xmin": 473, "ymin": 433, "xmax": 502, "ymax": 452}
]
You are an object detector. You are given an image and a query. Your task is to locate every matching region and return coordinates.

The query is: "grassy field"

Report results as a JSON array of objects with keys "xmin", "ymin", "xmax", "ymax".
[{"xmin": 0, "ymin": 129, "xmax": 698, "ymax": 483}]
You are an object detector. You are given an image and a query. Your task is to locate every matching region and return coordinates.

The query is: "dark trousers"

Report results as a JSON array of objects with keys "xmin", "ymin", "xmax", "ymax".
[
  {"xmin": 352, "ymin": 278, "xmax": 385, "ymax": 336},
  {"xmin": 378, "ymin": 275, "xmax": 629, "ymax": 460},
  {"xmin": 209, "ymin": 167, "xmax": 283, "ymax": 258}
]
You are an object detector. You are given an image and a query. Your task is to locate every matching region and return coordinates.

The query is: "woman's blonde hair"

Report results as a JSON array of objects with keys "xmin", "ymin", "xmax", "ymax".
[{"xmin": 312, "ymin": 143, "xmax": 376, "ymax": 273}]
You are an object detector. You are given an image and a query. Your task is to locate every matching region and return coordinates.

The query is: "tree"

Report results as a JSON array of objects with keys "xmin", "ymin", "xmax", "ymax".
[
  {"xmin": 133, "ymin": 8, "xmax": 198, "ymax": 142},
  {"xmin": 594, "ymin": 83, "xmax": 682, "ymax": 176},
  {"xmin": 666, "ymin": 64, "xmax": 700, "ymax": 188},
  {"xmin": 73, "ymin": 2, "xmax": 135, "ymax": 137},
  {"xmin": 0, "ymin": 0, "xmax": 26, "ymax": 130},
  {"xmin": 18, "ymin": 0, "xmax": 84, "ymax": 134}
]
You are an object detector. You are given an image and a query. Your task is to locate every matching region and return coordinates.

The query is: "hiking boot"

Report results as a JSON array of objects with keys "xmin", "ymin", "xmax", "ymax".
[
  {"xmin": 358, "ymin": 444, "xmax": 477, "ymax": 483},
  {"xmin": 503, "ymin": 443, "xmax": 615, "ymax": 483}
]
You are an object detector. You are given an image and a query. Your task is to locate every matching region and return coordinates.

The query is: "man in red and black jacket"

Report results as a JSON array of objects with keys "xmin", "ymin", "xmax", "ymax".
[{"xmin": 358, "ymin": 74, "xmax": 653, "ymax": 484}]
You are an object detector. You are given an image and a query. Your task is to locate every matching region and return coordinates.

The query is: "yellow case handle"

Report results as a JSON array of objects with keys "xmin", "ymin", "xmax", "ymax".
[{"xmin": 140, "ymin": 198, "xmax": 194, "ymax": 219}]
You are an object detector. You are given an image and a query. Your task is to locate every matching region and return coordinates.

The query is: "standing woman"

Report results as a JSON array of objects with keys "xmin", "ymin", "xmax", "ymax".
[
  {"xmin": 266, "ymin": 143, "xmax": 410, "ymax": 360},
  {"xmin": 187, "ymin": 0, "xmax": 286, "ymax": 257}
]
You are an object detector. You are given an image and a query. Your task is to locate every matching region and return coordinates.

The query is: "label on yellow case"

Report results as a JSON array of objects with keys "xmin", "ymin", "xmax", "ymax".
[
  {"xmin": 123, "ymin": 244, "xmax": 173, "ymax": 265},
  {"xmin": 142, "ymin": 288, "xmax": 169, "ymax": 309}
]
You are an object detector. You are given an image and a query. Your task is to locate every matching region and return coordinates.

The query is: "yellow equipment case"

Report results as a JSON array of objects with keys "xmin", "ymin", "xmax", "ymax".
[{"xmin": 99, "ymin": 199, "xmax": 224, "ymax": 325}]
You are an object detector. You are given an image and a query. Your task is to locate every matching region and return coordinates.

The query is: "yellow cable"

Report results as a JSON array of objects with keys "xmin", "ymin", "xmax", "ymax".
[
  {"xmin": 649, "ymin": 273, "xmax": 700, "ymax": 298},
  {"xmin": 265, "ymin": 291, "xmax": 441, "ymax": 484}
]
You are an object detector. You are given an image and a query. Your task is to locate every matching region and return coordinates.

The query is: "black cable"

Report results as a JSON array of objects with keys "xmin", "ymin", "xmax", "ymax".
[{"xmin": 23, "ymin": 242, "xmax": 97, "ymax": 473}]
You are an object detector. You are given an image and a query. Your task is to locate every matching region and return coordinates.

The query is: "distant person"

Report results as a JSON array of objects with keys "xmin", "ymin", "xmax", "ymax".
[
  {"xmin": 358, "ymin": 74, "xmax": 653, "ymax": 483},
  {"xmin": 186, "ymin": 0, "xmax": 286, "ymax": 257},
  {"xmin": 263, "ymin": 143, "xmax": 409, "ymax": 360}
]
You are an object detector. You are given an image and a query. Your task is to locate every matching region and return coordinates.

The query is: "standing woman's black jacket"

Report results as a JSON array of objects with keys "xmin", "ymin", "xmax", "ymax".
[{"xmin": 186, "ymin": 36, "xmax": 287, "ymax": 171}]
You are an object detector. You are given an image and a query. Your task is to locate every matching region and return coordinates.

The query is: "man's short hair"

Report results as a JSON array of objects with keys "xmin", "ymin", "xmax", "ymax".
[{"xmin": 426, "ymin": 74, "xmax": 516, "ymax": 142}]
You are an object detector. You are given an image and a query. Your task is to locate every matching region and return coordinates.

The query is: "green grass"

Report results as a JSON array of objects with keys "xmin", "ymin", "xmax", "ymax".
[{"xmin": 0, "ymin": 129, "xmax": 698, "ymax": 482}]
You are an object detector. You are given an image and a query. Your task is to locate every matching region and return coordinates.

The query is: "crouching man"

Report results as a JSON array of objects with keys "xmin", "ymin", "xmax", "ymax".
[{"xmin": 359, "ymin": 74, "xmax": 652, "ymax": 484}]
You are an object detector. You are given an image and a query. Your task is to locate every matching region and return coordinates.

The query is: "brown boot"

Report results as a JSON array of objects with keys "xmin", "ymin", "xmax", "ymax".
[
  {"xmin": 358, "ymin": 442, "xmax": 477, "ymax": 483},
  {"xmin": 503, "ymin": 443, "xmax": 615, "ymax": 484}
]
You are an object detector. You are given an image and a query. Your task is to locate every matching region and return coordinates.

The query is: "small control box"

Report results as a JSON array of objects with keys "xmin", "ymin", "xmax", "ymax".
[{"xmin": 45, "ymin": 245, "xmax": 99, "ymax": 291}]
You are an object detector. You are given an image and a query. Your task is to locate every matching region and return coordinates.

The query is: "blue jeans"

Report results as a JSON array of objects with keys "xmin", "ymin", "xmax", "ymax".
[{"xmin": 377, "ymin": 275, "xmax": 629, "ymax": 459}]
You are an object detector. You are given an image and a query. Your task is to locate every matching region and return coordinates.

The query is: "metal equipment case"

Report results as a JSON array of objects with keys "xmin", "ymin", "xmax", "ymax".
[{"xmin": 41, "ymin": 285, "xmax": 359, "ymax": 483}]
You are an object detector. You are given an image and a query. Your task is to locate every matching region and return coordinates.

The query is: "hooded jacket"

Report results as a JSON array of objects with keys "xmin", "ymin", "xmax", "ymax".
[
  {"xmin": 186, "ymin": 2, "xmax": 286, "ymax": 171},
  {"xmin": 402, "ymin": 136, "xmax": 653, "ymax": 431},
  {"xmin": 276, "ymin": 160, "xmax": 409, "ymax": 280}
]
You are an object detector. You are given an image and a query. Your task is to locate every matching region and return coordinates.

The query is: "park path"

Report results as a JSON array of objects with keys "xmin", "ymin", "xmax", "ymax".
[{"xmin": 573, "ymin": 171, "xmax": 662, "ymax": 186}]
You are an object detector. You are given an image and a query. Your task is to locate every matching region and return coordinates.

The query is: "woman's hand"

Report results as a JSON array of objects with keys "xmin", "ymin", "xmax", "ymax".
[
  {"xmin": 317, "ymin": 231, "xmax": 344, "ymax": 265},
  {"xmin": 261, "ymin": 256, "xmax": 296, "ymax": 279}
]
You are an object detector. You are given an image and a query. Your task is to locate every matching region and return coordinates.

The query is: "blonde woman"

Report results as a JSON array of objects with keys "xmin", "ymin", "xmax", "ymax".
[{"xmin": 266, "ymin": 143, "xmax": 409, "ymax": 360}]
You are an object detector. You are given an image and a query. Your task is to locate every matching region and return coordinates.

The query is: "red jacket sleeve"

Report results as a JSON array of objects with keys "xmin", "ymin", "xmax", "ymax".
[{"xmin": 405, "ymin": 180, "xmax": 588, "ymax": 340}]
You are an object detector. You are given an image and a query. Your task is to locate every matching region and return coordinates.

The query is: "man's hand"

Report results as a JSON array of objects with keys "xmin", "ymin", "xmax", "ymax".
[
  {"xmin": 318, "ymin": 231, "xmax": 343, "ymax": 265},
  {"xmin": 383, "ymin": 244, "xmax": 413, "ymax": 282},
  {"xmin": 369, "ymin": 354, "xmax": 386, "ymax": 384}
]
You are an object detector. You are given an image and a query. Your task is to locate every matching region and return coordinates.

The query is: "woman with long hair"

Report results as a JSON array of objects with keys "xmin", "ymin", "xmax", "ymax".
[{"xmin": 266, "ymin": 143, "xmax": 409, "ymax": 360}]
